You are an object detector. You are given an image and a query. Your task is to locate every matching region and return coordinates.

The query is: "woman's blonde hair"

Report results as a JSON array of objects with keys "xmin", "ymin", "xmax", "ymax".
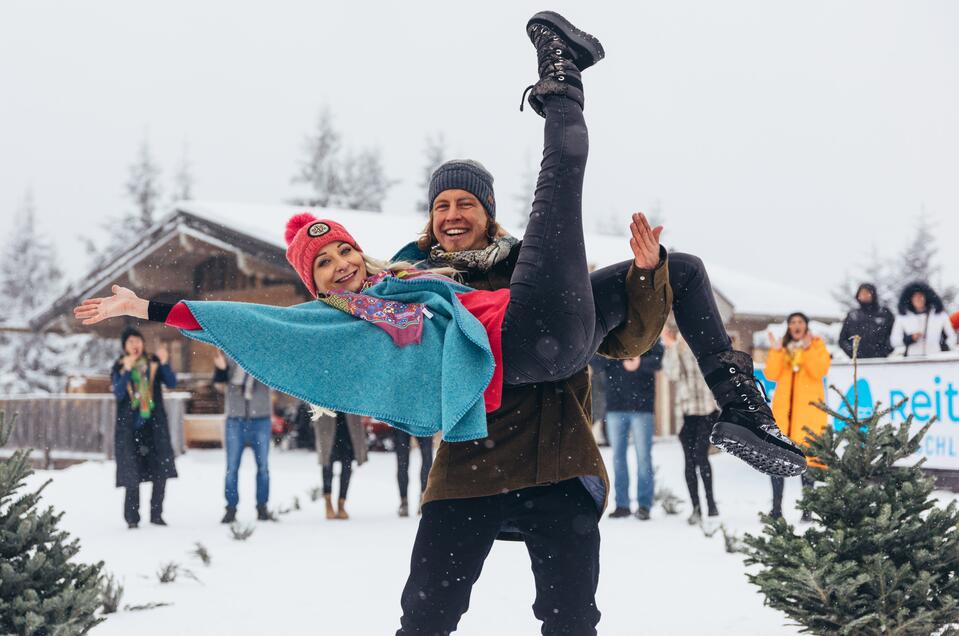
[{"xmin": 362, "ymin": 254, "xmax": 458, "ymax": 280}]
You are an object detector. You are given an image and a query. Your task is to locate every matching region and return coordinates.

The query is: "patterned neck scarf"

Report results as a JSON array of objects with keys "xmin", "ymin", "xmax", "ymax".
[
  {"xmin": 127, "ymin": 356, "xmax": 156, "ymax": 420},
  {"xmin": 427, "ymin": 236, "xmax": 519, "ymax": 272},
  {"xmin": 319, "ymin": 270, "xmax": 445, "ymax": 347}
]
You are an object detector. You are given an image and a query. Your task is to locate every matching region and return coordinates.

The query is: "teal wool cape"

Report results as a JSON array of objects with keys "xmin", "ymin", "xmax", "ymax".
[{"xmin": 177, "ymin": 276, "xmax": 495, "ymax": 442}]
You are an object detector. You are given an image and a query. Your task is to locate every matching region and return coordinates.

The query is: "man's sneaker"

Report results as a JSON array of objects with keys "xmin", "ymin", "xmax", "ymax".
[
  {"xmin": 607, "ymin": 506, "xmax": 631, "ymax": 519},
  {"xmin": 707, "ymin": 502, "xmax": 719, "ymax": 517},
  {"xmin": 635, "ymin": 507, "xmax": 651, "ymax": 521},
  {"xmin": 398, "ymin": 498, "xmax": 410, "ymax": 518},
  {"xmin": 221, "ymin": 507, "xmax": 237, "ymax": 524},
  {"xmin": 705, "ymin": 350, "xmax": 807, "ymax": 477},
  {"xmin": 687, "ymin": 506, "xmax": 702, "ymax": 526}
]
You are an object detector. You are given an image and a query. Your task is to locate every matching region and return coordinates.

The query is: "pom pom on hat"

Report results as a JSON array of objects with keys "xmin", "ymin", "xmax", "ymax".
[{"xmin": 286, "ymin": 212, "xmax": 319, "ymax": 246}]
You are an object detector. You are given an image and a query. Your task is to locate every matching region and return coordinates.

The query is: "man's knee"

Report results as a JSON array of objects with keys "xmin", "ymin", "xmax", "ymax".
[{"xmin": 668, "ymin": 251, "xmax": 706, "ymax": 282}]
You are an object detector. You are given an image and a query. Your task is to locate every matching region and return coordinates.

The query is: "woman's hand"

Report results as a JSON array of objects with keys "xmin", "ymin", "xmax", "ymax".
[
  {"xmin": 121, "ymin": 354, "xmax": 137, "ymax": 371},
  {"xmin": 629, "ymin": 212, "xmax": 664, "ymax": 270},
  {"xmin": 801, "ymin": 332, "xmax": 814, "ymax": 348},
  {"xmin": 768, "ymin": 331, "xmax": 782, "ymax": 350},
  {"xmin": 661, "ymin": 327, "xmax": 677, "ymax": 348},
  {"xmin": 156, "ymin": 344, "xmax": 169, "ymax": 365},
  {"xmin": 213, "ymin": 349, "xmax": 227, "ymax": 370},
  {"xmin": 74, "ymin": 285, "xmax": 148, "ymax": 325}
]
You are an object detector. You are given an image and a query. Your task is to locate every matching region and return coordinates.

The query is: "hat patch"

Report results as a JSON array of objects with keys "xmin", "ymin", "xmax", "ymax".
[{"xmin": 307, "ymin": 222, "xmax": 330, "ymax": 238}]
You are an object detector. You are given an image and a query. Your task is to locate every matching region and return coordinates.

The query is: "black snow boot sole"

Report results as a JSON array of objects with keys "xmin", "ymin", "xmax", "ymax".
[
  {"xmin": 710, "ymin": 420, "xmax": 807, "ymax": 477},
  {"xmin": 527, "ymin": 11, "xmax": 605, "ymax": 70}
]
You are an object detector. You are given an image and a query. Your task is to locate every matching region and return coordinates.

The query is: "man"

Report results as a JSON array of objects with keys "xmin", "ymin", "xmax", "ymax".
[
  {"xmin": 838, "ymin": 283, "xmax": 895, "ymax": 359},
  {"xmin": 597, "ymin": 342, "xmax": 664, "ymax": 521},
  {"xmin": 390, "ymin": 12, "xmax": 799, "ymax": 634},
  {"xmin": 213, "ymin": 349, "xmax": 273, "ymax": 522}
]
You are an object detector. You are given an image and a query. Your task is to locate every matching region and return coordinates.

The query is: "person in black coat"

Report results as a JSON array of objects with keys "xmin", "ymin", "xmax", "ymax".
[
  {"xmin": 111, "ymin": 327, "xmax": 178, "ymax": 528},
  {"xmin": 838, "ymin": 283, "xmax": 895, "ymax": 359}
]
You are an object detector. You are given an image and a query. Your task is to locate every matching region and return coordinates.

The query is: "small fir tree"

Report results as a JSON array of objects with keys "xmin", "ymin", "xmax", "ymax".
[
  {"xmin": 0, "ymin": 412, "xmax": 104, "ymax": 634},
  {"xmin": 744, "ymin": 339, "xmax": 959, "ymax": 635}
]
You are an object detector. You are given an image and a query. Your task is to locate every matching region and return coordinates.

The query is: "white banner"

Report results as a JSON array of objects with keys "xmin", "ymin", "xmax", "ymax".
[{"xmin": 823, "ymin": 354, "xmax": 959, "ymax": 470}]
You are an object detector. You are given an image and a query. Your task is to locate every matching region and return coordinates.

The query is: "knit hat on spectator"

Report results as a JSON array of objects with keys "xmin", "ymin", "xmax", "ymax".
[
  {"xmin": 428, "ymin": 159, "xmax": 496, "ymax": 219},
  {"xmin": 285, "ymin": 213, "xmax": 363, "ymax": 298},
  {"xmin": 120, "ymin": 327, "xmax": 144, "ymax": 350}
]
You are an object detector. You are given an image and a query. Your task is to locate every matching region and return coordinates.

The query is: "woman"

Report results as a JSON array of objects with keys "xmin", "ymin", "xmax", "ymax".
[
  {"xmin": 662, "ymin": 325, "xmax": 719, "ymax": 524},
  {"xmin": 890, "ymin": 281, "xmax": 956, "ymax": 356},
  {"xmin": 313, "ymin": 411, "xmax": 367, "ymax": 519},
  {"xmin": 111, "ymin": 327, "xmax": 178, "ymax": 528},
  {"xmin": 763, "ymin": 312, "xmax": 831, "ymax": 520}
]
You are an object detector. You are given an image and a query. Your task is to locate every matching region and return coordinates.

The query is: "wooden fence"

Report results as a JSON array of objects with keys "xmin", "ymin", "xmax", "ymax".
[{"xmin": 0, "ymin": 393, "xmax": 189, "ymax": 467}]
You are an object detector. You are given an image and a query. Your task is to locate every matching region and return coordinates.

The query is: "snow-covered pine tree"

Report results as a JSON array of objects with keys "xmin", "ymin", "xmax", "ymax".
[
  {"xmin": 420, "ymin": 132, "xmax": 447, "ymax": 214},
  {"xmin": 890, "ymin": 210, "xmax": 957, "ymax": 306},
  {"xmin": 0, "ymin": 190, "xmax": 63, "ymax": 323},
  {"xmin": 87, "ymin": 135, "xmax": 164, "ymax": 269},
  {"xmin": 744, "ymin": 339, "xmax": 959, "ymax": 635},
  {"xmin": 171, "ymin": 140, "xmax": 195, "ymax": 203},
  {"xmin": 0, "ymin": 411, "xmax": 105, "ymax": 634},
  {"xmin": 291, "ymin": 106, "xmax": 343, "ymax": 207},
  {"xmin": 335, "ymin": 148, "xmax": 396, "ymax": 212}
]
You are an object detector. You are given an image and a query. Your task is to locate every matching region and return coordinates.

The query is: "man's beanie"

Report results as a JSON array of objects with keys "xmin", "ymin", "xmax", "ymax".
[
  {"xmin": 285, "ymin": 213, "xmax": 363, "ymax": 298},
  {"xmin": 428, "ymin": 159, "xmax": 496, "ymax": 219},
  {"xmin": 120, "ymin": 326, "xmax": 144, "ymax": 349}
]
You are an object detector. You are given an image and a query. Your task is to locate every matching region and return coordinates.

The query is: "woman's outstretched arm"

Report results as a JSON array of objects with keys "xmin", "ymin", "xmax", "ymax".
[{"xmin": 74, "ymin": 285, "xmax": 200, "ymax": 329}]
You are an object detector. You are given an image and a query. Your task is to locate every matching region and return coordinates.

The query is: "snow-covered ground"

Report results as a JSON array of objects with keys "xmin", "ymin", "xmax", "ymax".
[{"xmin": 26, "ymin": 438, "xmax": 857, "ymax": 634}]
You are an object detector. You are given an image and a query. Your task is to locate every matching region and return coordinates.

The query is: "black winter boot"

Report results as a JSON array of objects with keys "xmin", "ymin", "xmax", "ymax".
[
  {"xmin": 256, "ymin": 504, "xmax": 273, "ymax": 521},
  {"xmin": 522, "ymin": 11, "xmax": 605, "ymax": 117},
  {"xmin": 221, "ymin": 507, "xmax": 237, "ymax": 524},
  {"xmin": 705, "ymin": 350, "xmax": 807, "ymax": 477}
]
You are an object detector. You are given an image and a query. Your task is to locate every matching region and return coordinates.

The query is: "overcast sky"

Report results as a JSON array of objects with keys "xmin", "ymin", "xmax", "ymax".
[{"xmin": 2, "ymin": 1, "xmax": 957, "ymax": 306}]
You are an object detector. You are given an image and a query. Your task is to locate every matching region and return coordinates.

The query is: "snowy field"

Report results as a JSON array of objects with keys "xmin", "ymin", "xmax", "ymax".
[{"xmin": 25, "ymin": 437, "xmax": 912, "ymax": 635}]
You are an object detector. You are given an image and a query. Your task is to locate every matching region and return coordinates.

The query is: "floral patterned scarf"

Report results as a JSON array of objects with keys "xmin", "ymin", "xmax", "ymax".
[
  {"xmin": 319, "ymin": 270, "xmax": 446, "ymax": 347},
  {"xmin": 127, "ymin": 356, "xmax": 156, "ymax": 421}
]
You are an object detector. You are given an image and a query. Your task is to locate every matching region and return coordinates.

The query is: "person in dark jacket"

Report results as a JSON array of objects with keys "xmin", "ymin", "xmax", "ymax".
[
  {"xmin": 111, "ymin": 327, "xmax": 178, "ymax": 528},
  {"xmin": 213, "ymin": 349, "xmax": 274, "ymax": 523},
  {"xmin": 597, "ymin": 341, "xmax": 664, "ymax": 520},
  {"xmin": 838, "ymin": 283, "xmax": 894, "ymax": 359}
]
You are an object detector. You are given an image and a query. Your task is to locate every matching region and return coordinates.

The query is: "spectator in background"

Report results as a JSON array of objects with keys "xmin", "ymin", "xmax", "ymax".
[
  {"xmin": 662, "ymin": 325, "xmax": 719, "ymax": 525},
  {"xmin": 595, "ymin": 340, "xmax": 664, "ymax": 521},
  {"xmin": 891, "ymin": 282, "xmax": 957, "ymax": 356},
  {"xmin": 588, "ymin": 355, "xmax": 609, "ymax": 446},
  {"xmin": 838, "ymin": 283, "xmax": 894, "ymax": 359},
  {"xmin": 394, "ymin": 431, "xmax": 434, "ymax": 517},
  {"xmin": 951, "ymin": 310, "xmax": 959, "ymax": 334},
  {"xmin": 764, "ymin": 313, "xmax": 830, "ymax": 521},
  {"xmin": 313, "ymin": 411, "xmax": 367, "ymax": 520},
  {"xmin": 111, "ymin": 327, "xmax": 178, "ymax": 529},
  {"xmin": 213, "ymin": 349, "xmax": 273, "ymax": 524}
]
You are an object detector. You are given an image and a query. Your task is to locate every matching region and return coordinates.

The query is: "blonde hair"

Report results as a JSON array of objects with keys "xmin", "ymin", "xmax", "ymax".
[{"xmin": 362, "ymin": 254, "xmax": 458, "ymax": 281}]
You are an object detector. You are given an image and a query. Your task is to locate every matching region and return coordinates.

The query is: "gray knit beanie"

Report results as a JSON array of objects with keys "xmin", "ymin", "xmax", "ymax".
[{"xmin": 427, "ymin": 159, "xmax": 496, "ymax": 219}]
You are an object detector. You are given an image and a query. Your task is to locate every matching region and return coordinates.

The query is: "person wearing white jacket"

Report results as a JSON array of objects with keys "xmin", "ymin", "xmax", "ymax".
[{"xmin": 890, "ymin": 281, "xmax": 957, "ymax": 356}]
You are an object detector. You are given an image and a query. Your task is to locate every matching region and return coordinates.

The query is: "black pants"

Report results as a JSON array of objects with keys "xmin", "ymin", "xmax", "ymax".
[
  {"xmin": 322, "ymin": 417, "xmax": 354, "ymax": 500},
  {"xmin": 771, "ymin": 474, "xmax": 815, "ymax": 513},
  {"xmin": 499, "ymin": 96, "xmax": 732, "ymax": 385},
  {"xmin": 397, "ymin": 480, "xmax": 601, "ymax": 636},
  {"xmin": 124, "ymin": 479, "xmax": 166, "ymax": 524},
  {"xmin": 395, "ymin": 431, "xmax": 434, "ymax": 500},
  {"xmin": 679, "ymin": 412, "xmax": 718, "ymax": 510}
]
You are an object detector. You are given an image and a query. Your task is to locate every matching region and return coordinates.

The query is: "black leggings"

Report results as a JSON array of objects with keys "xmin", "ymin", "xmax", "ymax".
[
  {"xmin": 499, "ymin": 95, "xmax": 731, "ymax": 385},
  {"xmin": 771, "ymin": 474, "xmax": 815, "ymax": 513},
  {"xmin": 395, "ymin": 431, "xmax": 434, "ymax": 500},
  {"xmin": 501, "ymin": 95, "xmax": 595, "ymax": 385},
  {"xmin": 678, "ymin": 413, "xmax": 717, "ymax": 510}
]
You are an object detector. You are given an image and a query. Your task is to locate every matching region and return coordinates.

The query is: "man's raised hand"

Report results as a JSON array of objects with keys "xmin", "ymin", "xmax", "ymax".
[{"xmin": 629, "ymin": 212, "xmax": 663, "ymax": 270}]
